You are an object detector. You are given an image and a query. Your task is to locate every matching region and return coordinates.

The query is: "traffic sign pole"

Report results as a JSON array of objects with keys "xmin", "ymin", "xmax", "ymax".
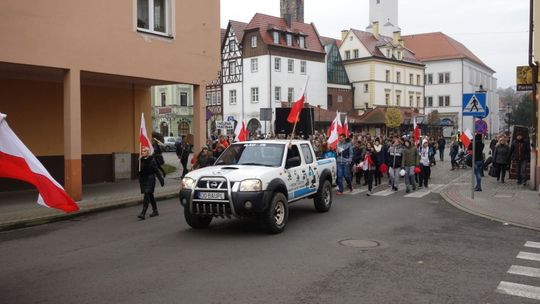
[{"xmin": 472, "ymin": 117, "xmax": 476, "ymax": 199}]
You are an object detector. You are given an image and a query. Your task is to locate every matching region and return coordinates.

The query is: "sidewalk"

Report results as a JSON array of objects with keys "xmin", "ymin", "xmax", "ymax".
[
  {"xmin": 441, "ymin": 167, "xmax": 540, "ymax": 232},
  {"xmin": 0, "ymin": 169, "xmax": 183, "ymax": 232}
]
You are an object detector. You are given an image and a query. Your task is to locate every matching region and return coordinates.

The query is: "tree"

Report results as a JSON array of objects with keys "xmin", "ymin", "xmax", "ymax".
[
  {"xmin": 427, "ymin": 110, "xmax": 440, "ymax": 126},
  {"xmin": 506, "ymin": 93, "xmax": 534, "ymax": 128},
  {"xmin": 385, "ymin": 108, "xmax": 403, "ymax": 131}
]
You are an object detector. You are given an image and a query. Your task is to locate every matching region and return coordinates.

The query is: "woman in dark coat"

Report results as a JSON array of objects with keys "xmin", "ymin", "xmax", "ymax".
[
  {"xmin": 138, "ymin": 146, "xmax": 165, "ymax": 220},
  {"xmin": 493, "ymin": 137, "xmax": 510, "ymax": 183}
]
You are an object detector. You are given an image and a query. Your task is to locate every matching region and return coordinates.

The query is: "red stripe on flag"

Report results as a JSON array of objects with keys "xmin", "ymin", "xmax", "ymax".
[
  {"xmin": 0, "ymin": 151, "xmax": 79, "ymax": 212},
  {"xmin": 287, "ymin": 95, "xmax": 305, "ymax": 123}
]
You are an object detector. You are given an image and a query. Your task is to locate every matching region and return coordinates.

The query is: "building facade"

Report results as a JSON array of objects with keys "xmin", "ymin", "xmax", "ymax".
[
  {"xmin": 0, "ymin": 0, "xmax": 220, "ymax": 198},
  {"xmin": 221, "ymin": 13, "xmax": 327, "ymax": 136},
  {"xmin": 339, "ymin": 25, "xmax": 425, "ymax": 114},
  {"xmin": 321, "ymin": 37, "xmax": 355, "ymax": 115},
  {"xmin": 151, "ymin": 84, "xmax": 195, "ymax": 137},
  {"xmin": 403, "ymin": 32, "xmax": 500, "ymax": 134},
  {"xmin": 366, "ymin": 0, "xmax": 399, "ymax": 37}
]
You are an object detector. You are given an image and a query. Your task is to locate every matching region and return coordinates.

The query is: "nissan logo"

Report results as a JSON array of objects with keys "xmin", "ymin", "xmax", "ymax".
[{"xmin": 209, "ymin": 181, "xmax": 219, "ymax": 188}]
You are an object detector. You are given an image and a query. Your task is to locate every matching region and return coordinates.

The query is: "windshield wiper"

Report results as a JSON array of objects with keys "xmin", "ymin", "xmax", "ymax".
[{"xmin": 239, "ymin": 162, "xmax": 275, "ymax": 167}]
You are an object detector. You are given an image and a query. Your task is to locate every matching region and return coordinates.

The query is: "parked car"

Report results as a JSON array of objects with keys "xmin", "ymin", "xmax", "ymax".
[{"xmin": 163, "ymin": 137, "xmax": 179, "ymax": 152}]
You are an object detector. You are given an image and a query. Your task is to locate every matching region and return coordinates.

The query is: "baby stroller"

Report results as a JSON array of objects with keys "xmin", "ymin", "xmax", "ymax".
[{"xmin": 454, "ymin": 150, "xmax": 470, "ymax": 169}]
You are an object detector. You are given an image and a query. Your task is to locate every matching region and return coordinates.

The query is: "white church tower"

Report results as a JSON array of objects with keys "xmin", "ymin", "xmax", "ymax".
[{"xmin": 366, "ymin": 0, "xmax": 400, "ymax": 37}]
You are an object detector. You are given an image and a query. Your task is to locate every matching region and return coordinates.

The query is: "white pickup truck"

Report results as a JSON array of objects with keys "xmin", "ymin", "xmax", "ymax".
[{"xmin": 179, "ymin": 140, "xmax": 336, "ymax": 233}]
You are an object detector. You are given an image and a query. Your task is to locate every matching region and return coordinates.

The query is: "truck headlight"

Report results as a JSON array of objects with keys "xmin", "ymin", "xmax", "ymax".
[
  {"xmin": 239, "ymin": 179, "xmax": 262, "ymax": 192},
  {"xmin": 181, "ymin": 177, "xmax": 195, "ymax": 190}
]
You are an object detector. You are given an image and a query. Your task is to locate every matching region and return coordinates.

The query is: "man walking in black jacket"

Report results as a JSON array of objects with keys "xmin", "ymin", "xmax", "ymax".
[{"xmin": 510, "ymin": 133, "xmax": 531, "ymax": 186}]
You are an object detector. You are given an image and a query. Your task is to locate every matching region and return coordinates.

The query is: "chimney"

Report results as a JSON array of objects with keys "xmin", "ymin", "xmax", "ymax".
[
  {"xmin": 372, "ymin": 21, "xmax": 379, "ymax": 38},
  {"xmin": 393, "ymin": 30, "xmax": 401, "ymax": 45},
  {"xmin": 284, "ymin": 13, "xmax": 292, "ymax": 27},
  {"xmin": 341, "ymin": 30, "xmax": 348, "ymax": 41}
]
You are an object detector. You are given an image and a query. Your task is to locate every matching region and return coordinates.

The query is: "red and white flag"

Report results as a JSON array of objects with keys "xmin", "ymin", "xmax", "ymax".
[
  {"xmin": 343, "ymin": 115, "xmax": 350, "ymax": 137},
  {"xmin": 413, "ymin": 117, "xmax": 420, "ymax": 146},
  {"xmin": 234, "ymin": 118, "xmax": 248, "ymax": 142},
  {"xmin": 460, "ymin": 129, "xmax": 473, "ymax": 149},
  {"xmin": 139, "ymin": 112, "xmax": 153, "ymax": 154},
  {"xmin": 327, "ymin": 112, "xmax": 341, "ymax": 150},
  {"xmin": 0, "ymin": 113, "xmax": 79, "ymax": 213},
  {"xmin": 287, "ymin": 77, "xmax": 310, "ymax": 124}
]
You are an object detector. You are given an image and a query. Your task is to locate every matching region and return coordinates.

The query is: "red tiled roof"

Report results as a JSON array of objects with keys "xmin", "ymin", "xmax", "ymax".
[
  {"xmin": 320, "ymin": 36, "xmax": 343, "ymax": 49},
  {"xmin": 229, "ymin": 20, "xmax": 248, "ymax": 43},
  {"xmin": 245, "ymin": 13, "xmax": 325, "ymax": 54},
  {"xmin": 350, "ymin": 29, "xmax": 423, "ymax": 66},
  {"xmin": 402, "ymin": 32, "xmax": 495, "ymax": 73}
]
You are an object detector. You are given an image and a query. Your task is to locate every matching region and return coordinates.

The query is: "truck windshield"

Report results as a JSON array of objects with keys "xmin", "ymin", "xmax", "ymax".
[{"xmin": 215, "ymin": 143, "xmax": 284, "ymax": 167}]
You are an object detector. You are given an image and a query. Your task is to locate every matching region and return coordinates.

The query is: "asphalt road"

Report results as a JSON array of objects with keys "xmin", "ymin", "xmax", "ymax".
[{"xmin": 0, "ymin": 163, "xmax": 539, "ymax": 304}]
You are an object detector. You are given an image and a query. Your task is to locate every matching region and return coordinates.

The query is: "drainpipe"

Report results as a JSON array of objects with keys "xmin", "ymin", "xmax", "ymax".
[
  {"xmin": 269, "ymin": 47, "xmax": 273, "ymax": 136},
  {"xmin": 529, "ymin": 0, "xmax": 538, "ymax": 190}
]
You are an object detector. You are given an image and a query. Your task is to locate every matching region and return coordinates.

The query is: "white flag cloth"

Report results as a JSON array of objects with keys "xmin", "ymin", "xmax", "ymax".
[
  {"xmin": 0, "ymin": 113, "xmax": 79, "ymax": 212},
  {"xmin": 139, "ymin": 113, "xmax": 153, "ymax": 154}
]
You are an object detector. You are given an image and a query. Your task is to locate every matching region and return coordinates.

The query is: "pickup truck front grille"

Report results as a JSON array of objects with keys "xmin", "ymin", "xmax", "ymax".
[{"xmin": 191, "ymin": 177, "xmax": 235, "ymax": 218}]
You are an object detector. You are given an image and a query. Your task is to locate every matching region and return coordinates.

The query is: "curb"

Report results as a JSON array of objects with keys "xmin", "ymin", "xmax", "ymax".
[
  {"xmin": 439, "ymin": 188, "xmax": 540, "ymax": 233},
  {"xmin": 0, "ymin": 191, "xmax": 179, "ymax": 232}
]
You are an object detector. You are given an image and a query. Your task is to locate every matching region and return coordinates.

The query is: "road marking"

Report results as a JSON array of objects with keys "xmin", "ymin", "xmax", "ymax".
[
  {"xmin": 508, "ymin": 265, "xmax": 540, "ymax": 278},
  {"xmin": 345, "ymin": 189, "xmax": 367, "ymax": 195},
  {"xmin": 517, "ymin": 251, "xmax": 540, "ymax": 262},
  {"xmin": 525, "ymin": 241, "xmax": 540, "ymax": 249},
  {"xmin": 496, "ymin": 281, "xmax": 540, "ymax": 300},
  {"xmin": 403, "ymin": 190, "xmax": 431, "ymax": 198}
]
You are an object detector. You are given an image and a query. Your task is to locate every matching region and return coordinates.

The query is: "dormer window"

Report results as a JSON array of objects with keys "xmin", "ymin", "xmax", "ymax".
[
  {"xmin": 251, "ymin": 36, "xmax": 257, "ymax": 48},
  {"xmin": 273, "ymin": 31, "xmax": 280, "ymax": 44},
  {"xmin": 386, "ymin": 49, "xmax": 391, "ymax": 58},
  {"xmin": 286, "ymin": 34, "xmax": 292, "ymax": 46},
  {"xmin": 299, "ymin": 36, "xmax": 305, "ymax": 48}
]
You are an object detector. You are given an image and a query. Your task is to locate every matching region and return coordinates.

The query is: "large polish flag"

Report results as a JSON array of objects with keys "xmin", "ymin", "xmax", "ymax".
[
  {"xmin": 0, "ymin": 113, "xmax": 79, "ymax": 213},
  {"xmin": 413, "ymin": 117, "xmax": 420, "ymax": 146},
  {"xmin": 460, "ymin": 128, "xmax": 473, "ymax": 149},
  {"xmin": 327, "ymin": 112, "xmax": 341, "ymax": 150},
  {"xmin": 139, "ymin": 112, "xmax": 153, "ymax": 154},
  {"xmin": 287, "ymin": 77, "xmax": 309, "ymax": 124},
  {"xmin": 343, "ymin": 115, "xmax": 350, "ymax": 137}
]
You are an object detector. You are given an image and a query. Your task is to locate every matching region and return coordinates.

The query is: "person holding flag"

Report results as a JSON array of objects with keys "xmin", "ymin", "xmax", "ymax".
[{"xmin": 0, "ymin": 113, "xmax": 79, "ymax": 213}]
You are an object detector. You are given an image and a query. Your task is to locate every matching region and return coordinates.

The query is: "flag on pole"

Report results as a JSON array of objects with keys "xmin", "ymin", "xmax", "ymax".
[
  {"xmin": 287, "ymin": 77, "xmax": 310, "ymax": 123},
  {"xmin": 327, "ymin": 112, "xmax": 341, "ymax": 150},
  {"xmin": 0, "ymin": 113, "xmax": 79, "ymax": 213},
  {"xmin": 413, "ymin": 117, "xmax": 420, "ymax": 146},
  {"xmin": 234, "ymin": 118, "xmax": 247, "ymax": 142},
  {"xmin": 139, "ymin": 112, "xmax": 153, "ymax": 154},
  {"xmin": 343, "ymin": 115, "xmax": 350, "ymax": 137},
  {"xmin": 460, "ymin": 128, "xmax": 473, "ymax": 148}
]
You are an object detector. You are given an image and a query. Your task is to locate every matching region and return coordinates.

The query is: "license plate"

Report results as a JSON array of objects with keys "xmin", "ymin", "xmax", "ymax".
[{"xmin": 198, "ymin": 192, "xmax": 225, "ymax": 200}]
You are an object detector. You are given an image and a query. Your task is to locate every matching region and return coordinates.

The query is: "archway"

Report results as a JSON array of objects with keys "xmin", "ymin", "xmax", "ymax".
[
  {"xmin": 159, "ymin": 121, "xmax": 169, "ymax": 137},
  {"xmin": 178, "ymin": 122, "xmax": 190, "ymax": 136}
]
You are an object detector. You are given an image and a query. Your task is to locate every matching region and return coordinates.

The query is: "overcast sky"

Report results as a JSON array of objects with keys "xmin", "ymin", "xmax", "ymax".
[{"xmin": 221, "ymin": 0, "xmax": 530, "ymax": 89}]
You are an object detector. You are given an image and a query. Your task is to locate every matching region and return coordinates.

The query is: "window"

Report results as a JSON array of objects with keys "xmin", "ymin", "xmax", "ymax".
[
  {"xmin": 444, "ymin": 95, "xmax": 450, "ymax": 106},
  {"xmin": 386, "ymin": 49, "xmax": 391, "ymax": 58},
  {"xmin": 229, "ymin": 90, "xmax": 237, "ymax": 105},
  {"xmin": 299, "ymin": 36, "xmax": 305, "ymax": 48},
  {"xmin": 300, "ymin": 61, "xmax": 306, "ymax": 74},
  {"xmin": 363, "ymin": 84, "xmax": 369, "ymax": 93},
  {"xmin": 439, "ymin": 72, "xmax": 450, "ymax": 84},
  {"xmin": 229, "ymin": 61, "xmax": 236, "ymax": 75},
  {"xmin": 396, "ymin": 94, "xmax": 401, "ymax": 106},
  {"xmin": 228, "ymin": 40, "xmax": 235, "ymax": 52},
  {"xmin": 328, "ymin": 94, "xmax": 333, "ymax": 107},
  {"xmin": 180, "ymin": 92, "xmax": 188, "ymax": 106},
  {"xmin": 409, "ymin": 73, "xmax": 413, "ymax": 84},
  {"xmin": 251, "ymin": 58, "xmax": 258, "ymax": 73},
  {"xmin": 274, "ymin": 57, "xmax": 281, "ymax": 71},
  {"xmin": 286, "ymin": 34, "xmax": 292, "ymax": 46},
  {"xmin": 353, "ymin": 49, "xmax": 359, "ymax": 58},
  {"xmin": 425, "ymin": 73, "xmax": 433, "ymax": 85},
  {"xmin": 160, "ymin": 92, "xmax": 166, "ymax": 106},
  {"xmin": 438, "ymin": 96, "xmax": 444, "ymax": 107},
  {"xmin": 288, "ymin": 59, "xmax": 294, "ymax": 73},
  {"xmin": 385, "ymin": 92, "xmax": 390, "ymax": 105},
  {"xmin": 211, "ymin": 92, "xmax": 216, "ymax": 105},
  {"xmin": 416, "ymin": 75, "xmax": 421, "ymax": 85},
  {"xmin": 251, "ymin": 36, "xmax": 257, "ymax": 48},
  {"xmin": 396, "ymin": 71, "xmax": 401, "ymax": 83},
  {"xmin": 273, "ymin": 31, "xmax": 280, "ymax": 44},
  {"xmin": 216, "ymin": 91, "xmax": 221, "ymax": 105},
  {"xmin": 251, "ymin": 87, "xmax": 259, "ymax": 103},
  {"xmin": 416, "ymin": 96, "xmax": 420, "ymax": 107},
  {"xmin": 426, "ymin": 96, "xmax": 433, "ymax": 107},
  {"xmin": 300, "ymin": 144, "xmax": 314, "ymax": 164},
  {"xmin": 337, "ymin": 95, "xmax": 343, "ymax": 103},
  {"xmin": 275, "ymin": 87, "xmax": 281, "ymax": 102},
  {"xmin": 345, "ymin": 51, "xmax": 351, "ymax": 60},
  {"xmin": 397, "ymin": 51, "xmax": 402, "ymax": 60},
  {"xmin": 409, "ymin": 95, "xmax": 413, "ymax": 107},
  {"xmin": 288, "ymin": 88, "xmax": 295, "ymax": 103},
  {"xmin": 385, "ymin": 70, "xmax": 390, "ymax": 82},
  {"xmin": 137, "ymin": 0, "xmax": 171, "ymax": 36}
]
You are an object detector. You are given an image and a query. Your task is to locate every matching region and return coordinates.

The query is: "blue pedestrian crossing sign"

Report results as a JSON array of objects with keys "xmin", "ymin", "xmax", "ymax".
[{"xmin": 462, "ymin": 93, "xmax": 487, "ymax": 117}]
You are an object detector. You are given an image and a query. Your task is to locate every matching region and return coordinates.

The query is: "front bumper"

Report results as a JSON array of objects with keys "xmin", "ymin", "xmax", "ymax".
[{"xmin": 180, "ymin": 189, "xmax": 273, "ymax": 217}]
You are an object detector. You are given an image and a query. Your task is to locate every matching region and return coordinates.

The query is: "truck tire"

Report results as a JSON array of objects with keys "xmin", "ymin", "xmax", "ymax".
[
  {"xmin": 184, "ymin": 206, "xmax": 212, "ymax": 229},
  {"xmin": 313, "ymin": 180, "xmax": 332, "ymax": 212},
  {"xmin": 263, "ymin": 193, "xmax": 288, "ymax": 234}
]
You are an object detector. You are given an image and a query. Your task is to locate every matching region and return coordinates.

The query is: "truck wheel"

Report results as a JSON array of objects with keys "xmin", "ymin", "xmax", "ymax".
[
  {"xmin": 263, "ymin": 193, "xmax": 288, "ymax": 234},
  {"xmin": 184, "ymin": 206, "xmax": 212, "ymax": 229},
  {"xmin": 314, "ymin": 180, "xmax": 332, "ymax": 212}
]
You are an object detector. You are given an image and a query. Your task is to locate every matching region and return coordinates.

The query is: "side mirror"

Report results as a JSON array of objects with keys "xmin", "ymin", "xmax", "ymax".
[{"xmin": 285, "ymin": 156, "xmax": 301, "ymax": 169}]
